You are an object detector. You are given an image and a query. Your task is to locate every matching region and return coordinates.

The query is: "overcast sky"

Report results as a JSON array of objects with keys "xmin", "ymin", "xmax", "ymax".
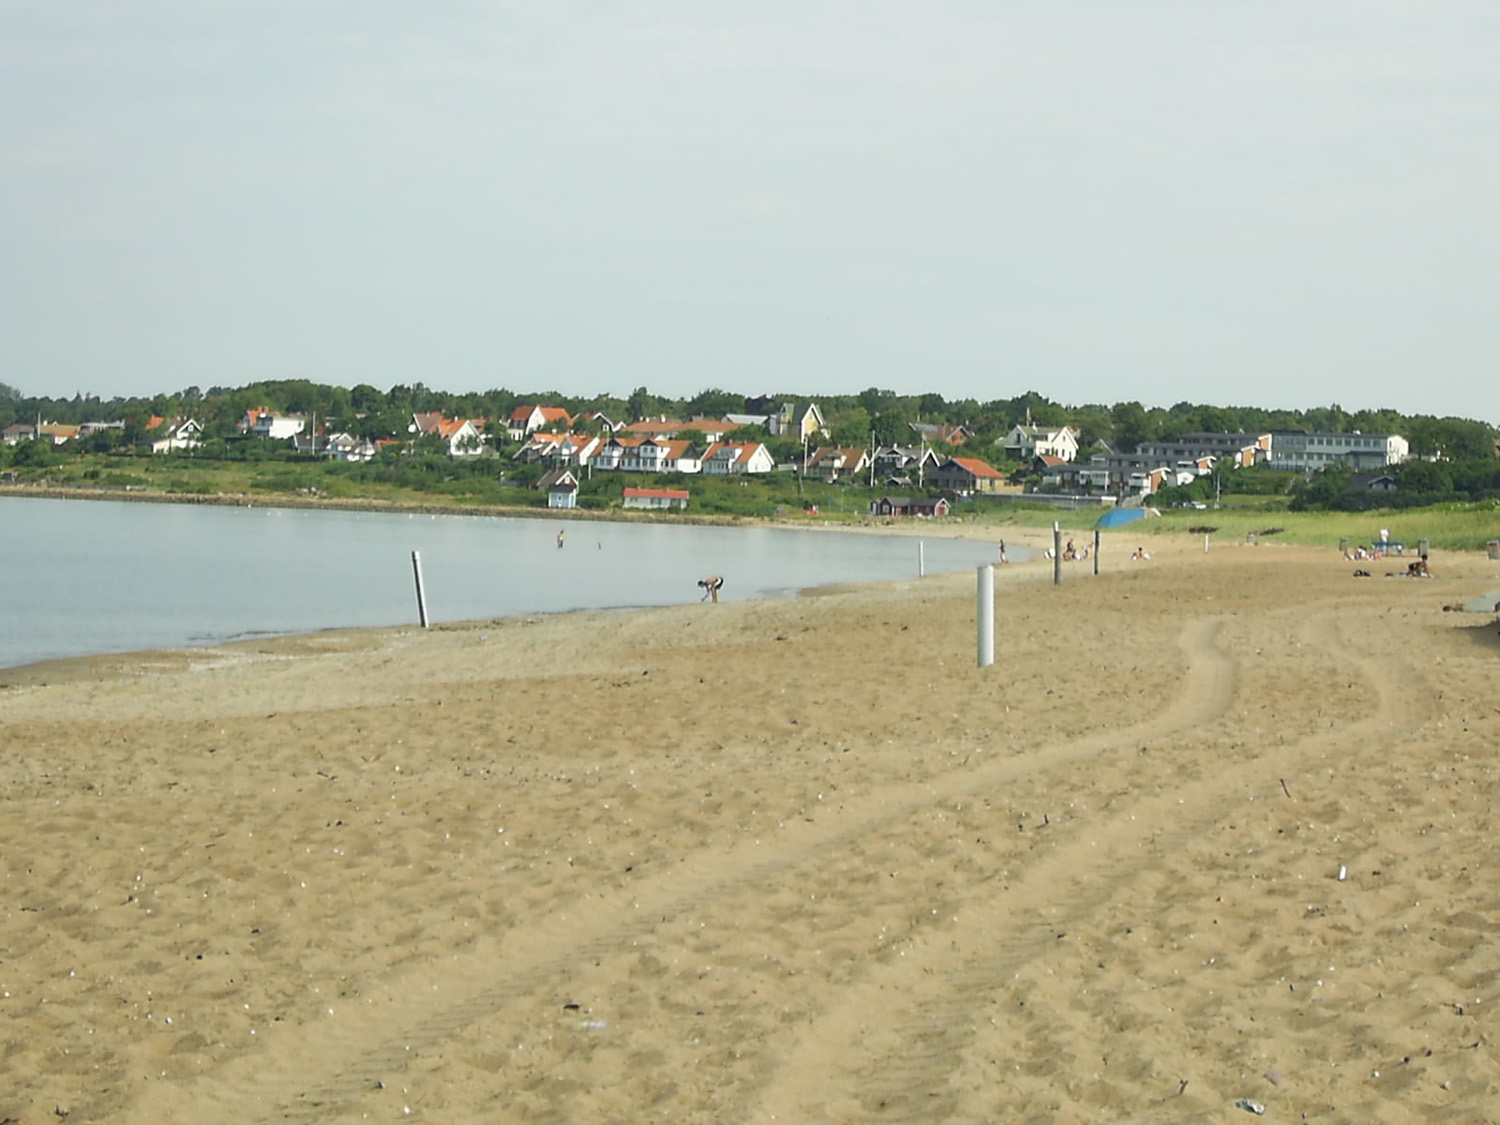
[{"xmin": 4, "ymin": 2, "xmax": 1497, "ymax": 423}]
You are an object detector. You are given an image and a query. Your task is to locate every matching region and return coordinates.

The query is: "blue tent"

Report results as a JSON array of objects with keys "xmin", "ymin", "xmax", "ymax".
[{"xmin": 1095, "ymin": 507, "xmax": 1148, "ymax": 530}]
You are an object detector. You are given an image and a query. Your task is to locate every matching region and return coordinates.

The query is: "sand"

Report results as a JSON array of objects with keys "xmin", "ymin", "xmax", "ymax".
[{"xmin": 2, "ymin": 529, "xmax": 1499, "ymax": 1123}]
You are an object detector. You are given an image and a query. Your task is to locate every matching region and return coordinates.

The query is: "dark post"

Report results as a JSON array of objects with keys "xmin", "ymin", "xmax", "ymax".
[{"xmin": 411, "ymin": 550, "xmax": 430, "ymax": 629}]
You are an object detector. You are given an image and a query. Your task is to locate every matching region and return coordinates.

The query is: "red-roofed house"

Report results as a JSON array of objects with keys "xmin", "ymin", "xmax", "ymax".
[
  {"xmin": 701, "ymin": 441, "xmax": 774, "ymax": 475},
  {"xmin": 513, "ymin": 431, "xmax": 605, "ymax": 467},
  {"xmin": 432, "ymin": 417, "xmax": 485, "ymax": 457},
  {"xmin": 928, "ymin": 456, "xmax": 1007, "ymax": 495},
  {"xmin": 622, "ymin": 487, "xmax": 690, "ymax": 510},
  {"xmin": 619, "ymin": 437, "xmax": 702, "ymax": 474},
  {"xmin": 508, "ymin": 405, "xmax": 574, "ymax": 441},
  {"xmin": 240, "ymin": 408, "xmax": 306, "ymax": 439},
  {"xmin": 620, "ymin": 417, "xmax": 735, "ymax": 442},
  {"xmin": 409, "ymin": 412, "xmax": 485, "ymax": 456}
]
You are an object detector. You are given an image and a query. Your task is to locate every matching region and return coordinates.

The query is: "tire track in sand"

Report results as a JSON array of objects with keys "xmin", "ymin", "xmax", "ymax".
[
  {"xmin": 127, "ymin": 619, "xmax": 1241, "ymax": 1121},
  {"xmin": 743, "ymin": 607, "xmax": 1435, "ymax": 1123}
]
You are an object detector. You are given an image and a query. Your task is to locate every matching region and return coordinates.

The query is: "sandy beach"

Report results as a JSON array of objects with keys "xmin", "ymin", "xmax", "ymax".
[{"xmin": 3, "ymin": 529, "xmax": 1499, "ymax": 1123}]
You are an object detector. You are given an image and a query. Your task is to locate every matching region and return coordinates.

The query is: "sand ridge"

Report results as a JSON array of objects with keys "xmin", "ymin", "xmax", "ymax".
[{"xmin": 2, "ymin": 533, "xmax": 1498, "ymax": 1122}]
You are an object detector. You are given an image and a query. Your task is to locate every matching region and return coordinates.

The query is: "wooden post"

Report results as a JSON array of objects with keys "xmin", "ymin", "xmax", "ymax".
[
  {"xmin": 1093, "ymin": 529, "xmax": 1100, "ymax": 576},
  {"xmin": 411, "ymin": 550, "xmax": 429, "ymax": 628},
  {"xmin": 1053, "ymin": 522, "xmax": 1062, "ymax": 586},
  {"xmin": 977, "ymin": 564, "xmax": 994, "ymax": 667}
]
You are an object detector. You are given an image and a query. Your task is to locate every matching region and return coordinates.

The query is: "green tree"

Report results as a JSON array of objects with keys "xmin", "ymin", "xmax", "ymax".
[
  {"xmin": 828, "ymin": 407, "xmax": 872, "ymax": 447},
  {"xmin": 871, "ymin": 408, "xmax": 912, "ymax": 447},
  {"xmin": 1398, "ymin": 460, "xmax": 1453, "ymax": 494},
  {"xmin": 1289, "ymin": 463, "xmax": 1353, "ymax": 510},
  {"xmin": 12, "ymin": 437, "xmax": 63, "ymax": 468},
  {"xmin": 627, "ymin": 386, "xmax": 662, "ymax": 421},
  {"xmin": 685, "ymin": 388, "xmax": 742, "ymax": 419},
  {"xmin": 1110, "ymin": 401, "xmax": 1153, "ymax": 451},
  {"xmin": 857, "ymin": 387, "xmax": 898, "ymax": 416}
]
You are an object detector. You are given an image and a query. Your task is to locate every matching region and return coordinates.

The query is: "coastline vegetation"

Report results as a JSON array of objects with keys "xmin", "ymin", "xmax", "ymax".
[{"xmin": 1, "ymin": 378, "xmax": 1496, "ymax": 553}]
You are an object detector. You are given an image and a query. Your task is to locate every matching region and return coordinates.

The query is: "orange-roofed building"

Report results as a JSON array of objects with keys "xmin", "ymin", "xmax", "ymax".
[{"xmin": 928, "ymin": 456, "xmax": 1007, "ymax": 495}]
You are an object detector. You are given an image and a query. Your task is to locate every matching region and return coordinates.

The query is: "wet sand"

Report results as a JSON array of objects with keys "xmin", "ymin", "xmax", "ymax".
[{"xmin": 2, "ymin": 532, "xmax": 1498, "ymax": 1123}]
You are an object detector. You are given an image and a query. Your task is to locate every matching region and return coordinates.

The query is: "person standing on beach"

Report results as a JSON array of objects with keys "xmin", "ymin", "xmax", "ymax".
[
  {"xmin": 998, "ymin": 539, "xmax": 1008, "ymax": 564},
  {"xmin": 698, "ymin": 575, "xmax": 723, "ymax": 603}
]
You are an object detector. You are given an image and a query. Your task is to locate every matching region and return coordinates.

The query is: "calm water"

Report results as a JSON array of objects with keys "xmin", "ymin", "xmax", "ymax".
[{"xmin": 1, "ymin": 497, "xmax": 1020, "ymax": 670}]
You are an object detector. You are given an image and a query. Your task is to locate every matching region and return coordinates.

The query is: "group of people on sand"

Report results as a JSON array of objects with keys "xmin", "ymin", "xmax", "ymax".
[{"xmin": 1040, "ymin": 538, "xmax": 1096, "ymax": 562}]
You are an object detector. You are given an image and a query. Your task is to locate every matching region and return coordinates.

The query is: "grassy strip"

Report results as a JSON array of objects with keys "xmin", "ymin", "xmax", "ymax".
[{"xmin": 6, "ymin": 453, "xmax": 1498, "ymax": 552}]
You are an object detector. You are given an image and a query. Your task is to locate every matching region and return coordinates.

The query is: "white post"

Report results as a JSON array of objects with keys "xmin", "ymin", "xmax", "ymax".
[
  {"xmin": 1204, "ymin": 534, "xmax": 1210, "ymax": 553},
  {"xmin": 411, "ymin": 550, "xmax": 429, "ymax": 628},
  {"xmin": 977, "ymin": 564, "xmax": 994, "ymax": 667},
  {"xmin": 919, "ymin": 540, "xmax": 925, "ymax": 578}
]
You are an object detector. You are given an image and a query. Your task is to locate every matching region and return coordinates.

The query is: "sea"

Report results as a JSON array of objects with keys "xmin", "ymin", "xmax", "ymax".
[{"xmin": 1, "ymin": 496, "xmax": 1024, "ymax": 670}]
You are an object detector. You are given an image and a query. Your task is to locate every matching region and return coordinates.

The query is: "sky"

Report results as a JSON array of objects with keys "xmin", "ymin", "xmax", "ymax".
[{"xmin": 3, "ymin": 1, "xmax": 1498, "ymax": 424}]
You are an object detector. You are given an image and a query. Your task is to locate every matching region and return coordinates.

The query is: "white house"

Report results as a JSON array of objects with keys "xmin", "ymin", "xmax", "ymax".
[
  {"xmin": 1003, "ymin": 424, "xmax": 1080, "ymax": 463},
  {"xmin": 317, "ymin": 432, "xmax": 380, "ymax": 462},
  {"xmin": 618, "ymin": 437, "xmax": 703, "ymax": 474},
  {"xmin": 622, "ymin": 486, "xmax": 689, "ymax": 510},
  {"xmin": 148, "ymin": 418, "xmax": 203, "ymax": 454},
  {"xmin": 241, "ymin": 409, "xmax": 306, "ymax": 440},
  {"xmin": 701, "ymin": 441, "xmax": 775, "ymax": 475},
  {"xmin": 507, "ymin": 404, "xmax": 574, "ymax": 442},
  {"xmin": 514, "ymin": 431, "xmax": 604, "ymax": 467}
]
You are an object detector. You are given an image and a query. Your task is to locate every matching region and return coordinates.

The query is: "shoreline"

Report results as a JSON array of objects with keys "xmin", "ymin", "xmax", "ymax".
[
  {"xmin": 0, "ymin": 548, "xmax": 1063, "ymax": 692},
  {"xmin": 0, "ymin": 489, "xmax": 1065, "ymax": 684},
  {"xmin": 0, "ymin": 481, "xmax": 1097, "ymax": 542}
]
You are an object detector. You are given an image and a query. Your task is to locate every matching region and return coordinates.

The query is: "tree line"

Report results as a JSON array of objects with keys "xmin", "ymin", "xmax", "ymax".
[{"xmin": 2, "ymin": 379, "xmax": 1494, "ymax": 459}]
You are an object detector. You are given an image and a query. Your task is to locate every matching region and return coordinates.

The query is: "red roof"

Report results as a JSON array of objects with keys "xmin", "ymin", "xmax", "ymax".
[
  {"xmin": 623, "ymin": 487, "xmax": 690, "ymax": 499},
  {"xmin": 951, "ymin": 457, "xmax": 1003, "ymax": 478}
]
